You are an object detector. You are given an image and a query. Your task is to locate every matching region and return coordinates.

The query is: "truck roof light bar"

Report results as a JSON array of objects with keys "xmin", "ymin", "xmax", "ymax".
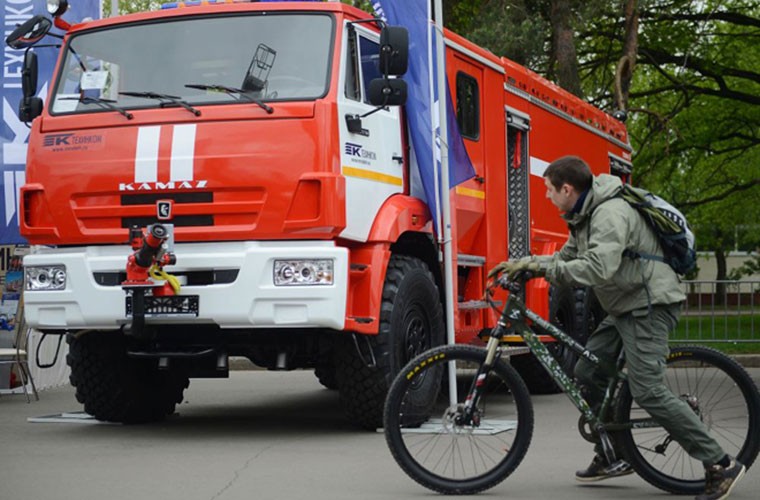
[
  {"xmin": 161, "ymin": 0, "xmax": 242, "ymax": 10},
  {"xmin": 161, "ymin": 0, "xmax": 324, "ymax": 8}
]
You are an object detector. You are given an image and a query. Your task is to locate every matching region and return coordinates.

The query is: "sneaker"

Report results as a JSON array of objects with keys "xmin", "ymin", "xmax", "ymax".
[
  {"xmin": 695, "ymin": 458, "xmax": 746, "ymax": 500},
  {"xmin": 575, "ymin": 455, "xmax": 633, "ymax": 482}
]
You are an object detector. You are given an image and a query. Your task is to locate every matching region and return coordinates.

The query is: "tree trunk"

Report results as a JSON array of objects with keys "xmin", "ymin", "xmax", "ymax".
[
  {"xmin": 614, "ymin": 0, "xmax": 640, "ymax": 112},
  {"xmin": 715, "ymin": 248, "xmax": 727, "ymax": 306},
  {"xmin": 549, "ymin": 0, "xmax": 583, "ymax": 97}
]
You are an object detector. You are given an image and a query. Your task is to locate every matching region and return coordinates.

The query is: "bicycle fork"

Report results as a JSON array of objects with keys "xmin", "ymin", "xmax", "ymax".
[{"xmin": 458, "ymin": 332, "xmax": 503, "ymax": 427}]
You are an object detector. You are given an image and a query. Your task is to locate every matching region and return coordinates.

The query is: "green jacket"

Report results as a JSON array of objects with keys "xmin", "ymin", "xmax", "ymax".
[{"xmin": 537, "ymin": 174, "xmax": 685, "ymax": 316}]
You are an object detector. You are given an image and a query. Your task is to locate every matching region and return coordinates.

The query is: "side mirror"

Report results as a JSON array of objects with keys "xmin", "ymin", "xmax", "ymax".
[
  {"xmin": 5, "ymin": 15, "xmax": 52, "ymax": 49},
  {"xmin": 379, "ymin": 26, "xmax": 408, "ymax": 76},
  {"xmin": 368, "ymin": 78, "xmax": 407, "ymax": 107},
  {"xmin": 18, "ymin": 51, "xmax": 42, "ymax": 122},
  {"xmin": 19, "ymin": 97, "xmax": 43, "ymax": 122},
  {"xmin": 22, "ymin": 51, "xmax": 38, "ymax": 99}
]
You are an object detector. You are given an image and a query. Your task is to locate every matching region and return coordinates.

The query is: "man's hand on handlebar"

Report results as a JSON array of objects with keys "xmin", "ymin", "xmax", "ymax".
[{"xmin": 487, "ymin": 258, "xmax": 546, "ymax": 282}]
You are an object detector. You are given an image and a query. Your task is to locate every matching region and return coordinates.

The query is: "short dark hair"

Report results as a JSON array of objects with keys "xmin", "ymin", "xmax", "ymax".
[{"xmin": 543, "ymin": 156, "xmax": 593, "ymax": 192}]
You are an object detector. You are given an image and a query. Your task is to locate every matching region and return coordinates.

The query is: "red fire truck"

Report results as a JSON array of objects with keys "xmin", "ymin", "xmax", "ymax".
[{"xmin": 9, "ymin": 1, "xmax": 630, "ymax": 428}]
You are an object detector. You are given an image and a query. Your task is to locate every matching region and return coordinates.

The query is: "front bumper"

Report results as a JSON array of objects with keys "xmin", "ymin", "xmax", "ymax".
[{"xmin": 23, "ymin": 241, "xmax": 348, "ymax": 331}]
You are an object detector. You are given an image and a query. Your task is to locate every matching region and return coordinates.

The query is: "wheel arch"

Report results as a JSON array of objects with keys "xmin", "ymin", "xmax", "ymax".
[{"xmin": 345, "ymin": 196, "xmax": 440, "ymax": 334}]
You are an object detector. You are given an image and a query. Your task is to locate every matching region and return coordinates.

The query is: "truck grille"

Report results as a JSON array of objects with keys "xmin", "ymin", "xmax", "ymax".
[
  {"xmin": 94, "ymin": 269, "xmax": 239, "ymax": 286},
  {"xmin": 121, "ymin": 192, "xmax": 213, "ymax": 228},
  {"xmin": 71, "ymin": 188, "xmax": 264, "ymax": 237}
]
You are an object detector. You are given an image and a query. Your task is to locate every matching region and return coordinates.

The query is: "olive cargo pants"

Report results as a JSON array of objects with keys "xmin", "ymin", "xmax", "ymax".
[{"xmin": 574, "ymin": 303, "xmax": 725, "ymax": 465}]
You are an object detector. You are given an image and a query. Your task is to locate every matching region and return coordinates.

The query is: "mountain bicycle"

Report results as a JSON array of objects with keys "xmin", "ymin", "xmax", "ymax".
[{"xmin": 383, "ymin": 272, "xmax": 760, "ymax": 495}]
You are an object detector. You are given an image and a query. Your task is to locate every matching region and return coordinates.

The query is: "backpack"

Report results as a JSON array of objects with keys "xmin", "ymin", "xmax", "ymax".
[{"xmin": 616, "ymin": 185, "xmax": 697, "ymax": 275}]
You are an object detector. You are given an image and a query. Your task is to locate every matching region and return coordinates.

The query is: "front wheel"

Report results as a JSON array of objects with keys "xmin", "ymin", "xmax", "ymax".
[
  {"xmin": 614, "ymin": 345, "xmax": 760, "ymax": 494},
  {"xmin": 383, "ymin": 345, "xmax": 534, "ymax": 494},
  {"xmin": 336, "ymin": 255, "xmax": 444, "ymax": 430},
  {"xmin": 67, "ymin": 331, "xmax": 189, "ymax": 423}
]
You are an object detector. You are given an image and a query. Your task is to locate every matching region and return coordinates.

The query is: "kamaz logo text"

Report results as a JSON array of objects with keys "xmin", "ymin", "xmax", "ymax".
[
  {"xmin": 121, "ymin": 124, "xmax": 207, "ymax": 192},
  {"xmin": 119, "ymin": 180, "xmax": 208, "ymax": 191}
]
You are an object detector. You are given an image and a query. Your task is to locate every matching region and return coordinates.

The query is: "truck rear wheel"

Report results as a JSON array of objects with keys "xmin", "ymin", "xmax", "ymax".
[
  {"xmin": 66, "ymin": 331, "xmax": 189, "ymax": 423},
  {"xmin": 336, "ymin": 255, "xmax": 444, "ymax": 430}
]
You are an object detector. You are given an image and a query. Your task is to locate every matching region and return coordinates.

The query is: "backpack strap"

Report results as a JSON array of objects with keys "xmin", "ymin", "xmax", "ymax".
[
  {"xmin": 596, "ymin": 187, "xmax": 668, "ymax": 265},
  {"xmin": 622, "ymin": 248, "xmax": 668, "ymax": 265}
]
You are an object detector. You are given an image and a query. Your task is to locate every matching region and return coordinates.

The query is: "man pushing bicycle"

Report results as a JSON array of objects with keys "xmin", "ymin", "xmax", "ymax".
[{"xmin": 490, "ymin": 156, "xmax": 745, "ymax": 500}]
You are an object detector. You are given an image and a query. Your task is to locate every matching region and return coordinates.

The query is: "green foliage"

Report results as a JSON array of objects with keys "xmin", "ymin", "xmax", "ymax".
[
  {"xmin": 104, "ymin": 0, "xmax": 162, "ymax": 16},
  {"xmin": 622, "ymin": 1, "xmax": 760, "ymax": 265},
  {"xmin": 727, "ymin": 255, "xmax": 760, "ymax": 280},
  {"xmin": 448, "ymin": 1, "xmax": 759, "ymax": 269},
  {"xmin": 443, "ymin": 1, "xmax": 551, "ymax": 68},
  {"xmin": 340, "ymin": 0, "xmax": 373, "ymax": 14}
]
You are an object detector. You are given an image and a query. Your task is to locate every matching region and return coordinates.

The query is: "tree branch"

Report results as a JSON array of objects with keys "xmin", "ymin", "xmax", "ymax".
[
  {"xmin": 641, "ymin": 10, "xmax": 760, "ymax": 29},
  {"xmin": 679, "ymin": 179, "xmax": 760, "ymax": 209},
  {"xmin": 640, "ymin": 47, "xmax": 760, "ymax": 85}
]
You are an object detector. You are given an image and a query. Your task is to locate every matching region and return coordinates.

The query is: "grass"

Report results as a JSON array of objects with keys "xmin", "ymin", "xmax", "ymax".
[{"xmin": 670, "ymin": 313, "xmax": 760, "ymax": 354}]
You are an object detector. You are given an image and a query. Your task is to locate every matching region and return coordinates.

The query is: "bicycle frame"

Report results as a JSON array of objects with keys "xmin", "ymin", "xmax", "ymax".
[{"xmin": 472, "ymin": 286, "xmax": 632, "ymax": 463}]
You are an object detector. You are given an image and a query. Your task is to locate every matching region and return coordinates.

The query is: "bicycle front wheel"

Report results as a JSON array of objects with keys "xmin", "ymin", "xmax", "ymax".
[
  {"xmin": 383, "ymin": 345, "xmax": 534, "ymax": 494},
  {"xmin": 614, "ymin": 345, "xmax": 760, "ymax": 494}
]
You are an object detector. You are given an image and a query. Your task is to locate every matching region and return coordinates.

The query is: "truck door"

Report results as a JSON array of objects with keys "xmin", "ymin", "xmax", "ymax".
[
  {"xmin": 337, "ymin": 24, "xmax": 405, "ymax": 242},
  {"xmin": 506, "ymin": 108, "xmax": 530, "ymax": 259}
]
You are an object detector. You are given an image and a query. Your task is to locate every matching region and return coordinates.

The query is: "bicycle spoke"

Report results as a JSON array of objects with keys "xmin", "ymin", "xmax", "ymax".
[
  {"xmin": 384, "ymin": 345, "xmax": 533, "ymax": 494},
  {"xmin": 618, "ymin": 346, "xmax": 759, "ymax": 494}
]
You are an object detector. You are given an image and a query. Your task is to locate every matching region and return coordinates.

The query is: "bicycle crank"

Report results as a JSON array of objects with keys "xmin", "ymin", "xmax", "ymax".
[{"xmin": 577, "ymin": 415, "xmax": 601, "ymax": 443}]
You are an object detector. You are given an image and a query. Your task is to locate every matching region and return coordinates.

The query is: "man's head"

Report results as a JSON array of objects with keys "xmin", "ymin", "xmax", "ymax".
[{"xmin": 543, "ymin": 156, "xmax": 593, "ymax": 212}]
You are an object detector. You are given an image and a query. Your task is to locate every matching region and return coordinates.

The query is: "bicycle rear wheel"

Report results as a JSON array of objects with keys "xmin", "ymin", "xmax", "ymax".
[
  {"xmin": 383, "ymin": 345, "xmax": 534, "ymax": 494},
  {"xmin": 614, "ymin": 345, "xmax": 760, "ymax": 494}
]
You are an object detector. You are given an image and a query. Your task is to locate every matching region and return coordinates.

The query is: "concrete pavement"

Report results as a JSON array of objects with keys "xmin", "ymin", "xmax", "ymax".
[{"xmin": 1, "ymin": 369, "xmax": 759, "ymax": 500}]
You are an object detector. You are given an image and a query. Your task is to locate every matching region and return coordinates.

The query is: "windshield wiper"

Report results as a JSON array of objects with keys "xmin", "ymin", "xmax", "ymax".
[
  {"xmin": 185, "ymin": 83, "xmax": 273, "ymax": 114},
  {"xmin": 119, "ymin": 91, "xmax": 201, "ymax": 116},
  {"xmin": 60, "ymin": 95, "xmax": 133, "ymax": 119}
]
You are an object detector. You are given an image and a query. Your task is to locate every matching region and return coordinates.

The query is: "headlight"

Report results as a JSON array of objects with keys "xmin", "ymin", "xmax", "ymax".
[
  {"xmin": 273, "ymin": 259, "xmax": 333, "ymax": 286},
  {"xmin": 25, "ymin": 265, "xmax": 67, "ymax": 291}
]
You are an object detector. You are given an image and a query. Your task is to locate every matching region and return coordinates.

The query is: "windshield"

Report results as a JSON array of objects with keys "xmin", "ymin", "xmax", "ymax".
[{"xmin": 51, "ymin": 13, "xmax": 334, "ymax": 115}]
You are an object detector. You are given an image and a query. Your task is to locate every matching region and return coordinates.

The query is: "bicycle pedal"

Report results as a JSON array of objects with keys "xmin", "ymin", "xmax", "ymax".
[{"xmin": 604, "ymin": 460, "xmax": 632, "ymax": 476}]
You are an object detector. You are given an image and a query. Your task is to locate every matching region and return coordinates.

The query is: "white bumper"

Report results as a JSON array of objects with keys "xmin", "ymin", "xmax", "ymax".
[{"xmin": 23, "ymin": 241, "xmax": 348, "ymax": 331}]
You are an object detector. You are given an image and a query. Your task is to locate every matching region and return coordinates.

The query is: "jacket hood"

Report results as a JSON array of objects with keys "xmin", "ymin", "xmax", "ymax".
[{"xmin": 564, "ymin": 174, "xmax": 623, "ymax": 225}]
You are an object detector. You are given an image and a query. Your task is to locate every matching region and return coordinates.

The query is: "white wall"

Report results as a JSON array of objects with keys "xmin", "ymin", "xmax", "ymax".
[{"xmin": 693, "ymin": 251, "xmax": 759, "ymax": 282}]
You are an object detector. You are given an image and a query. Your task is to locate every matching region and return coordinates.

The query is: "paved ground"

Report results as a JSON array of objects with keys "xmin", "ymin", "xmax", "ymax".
[{"xmin": 1, "ymin": 369, "xmax": 759, "ymax": 500}]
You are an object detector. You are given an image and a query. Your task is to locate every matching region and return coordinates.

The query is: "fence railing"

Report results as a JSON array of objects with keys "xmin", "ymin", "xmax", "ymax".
[{"xmin": 674, "ymin": 280, "xmax": 760, "ymax": 343}]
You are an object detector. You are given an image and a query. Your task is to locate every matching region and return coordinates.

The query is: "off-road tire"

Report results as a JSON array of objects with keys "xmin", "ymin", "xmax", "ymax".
[
  {"xmin": 314, "ymin": 358, "xmax": 338, "ymax": 390},
  {"xmin": 614, "ymin": 345, "xmax": 760, "ymax": 495},
  {"xmin": 384, "ymin": 345, "xmax": 534, "ymax": 494},
  {"xmin": 511, "ymin": 286, "xmax": 603, "ymax": 394},
  {"xmin": 335, "ymin": 255, "xmax": 444, "ymax": 430},
  {"xmin": 67, "ymin": 332, "xmax": 189, "ymax": 423},
  {"xmin": 313, "ymin": 334, "xmax": 338, "ymax": 390}
]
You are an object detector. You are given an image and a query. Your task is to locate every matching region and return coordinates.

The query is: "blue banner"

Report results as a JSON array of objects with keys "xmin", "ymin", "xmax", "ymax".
[
  {"xmin": 1, "ymin": 0, "xmax": 101, "ymax": 244},
  {"xmin": 372, "ymin": 0, "xmax": 475, "ymax": 231}
]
